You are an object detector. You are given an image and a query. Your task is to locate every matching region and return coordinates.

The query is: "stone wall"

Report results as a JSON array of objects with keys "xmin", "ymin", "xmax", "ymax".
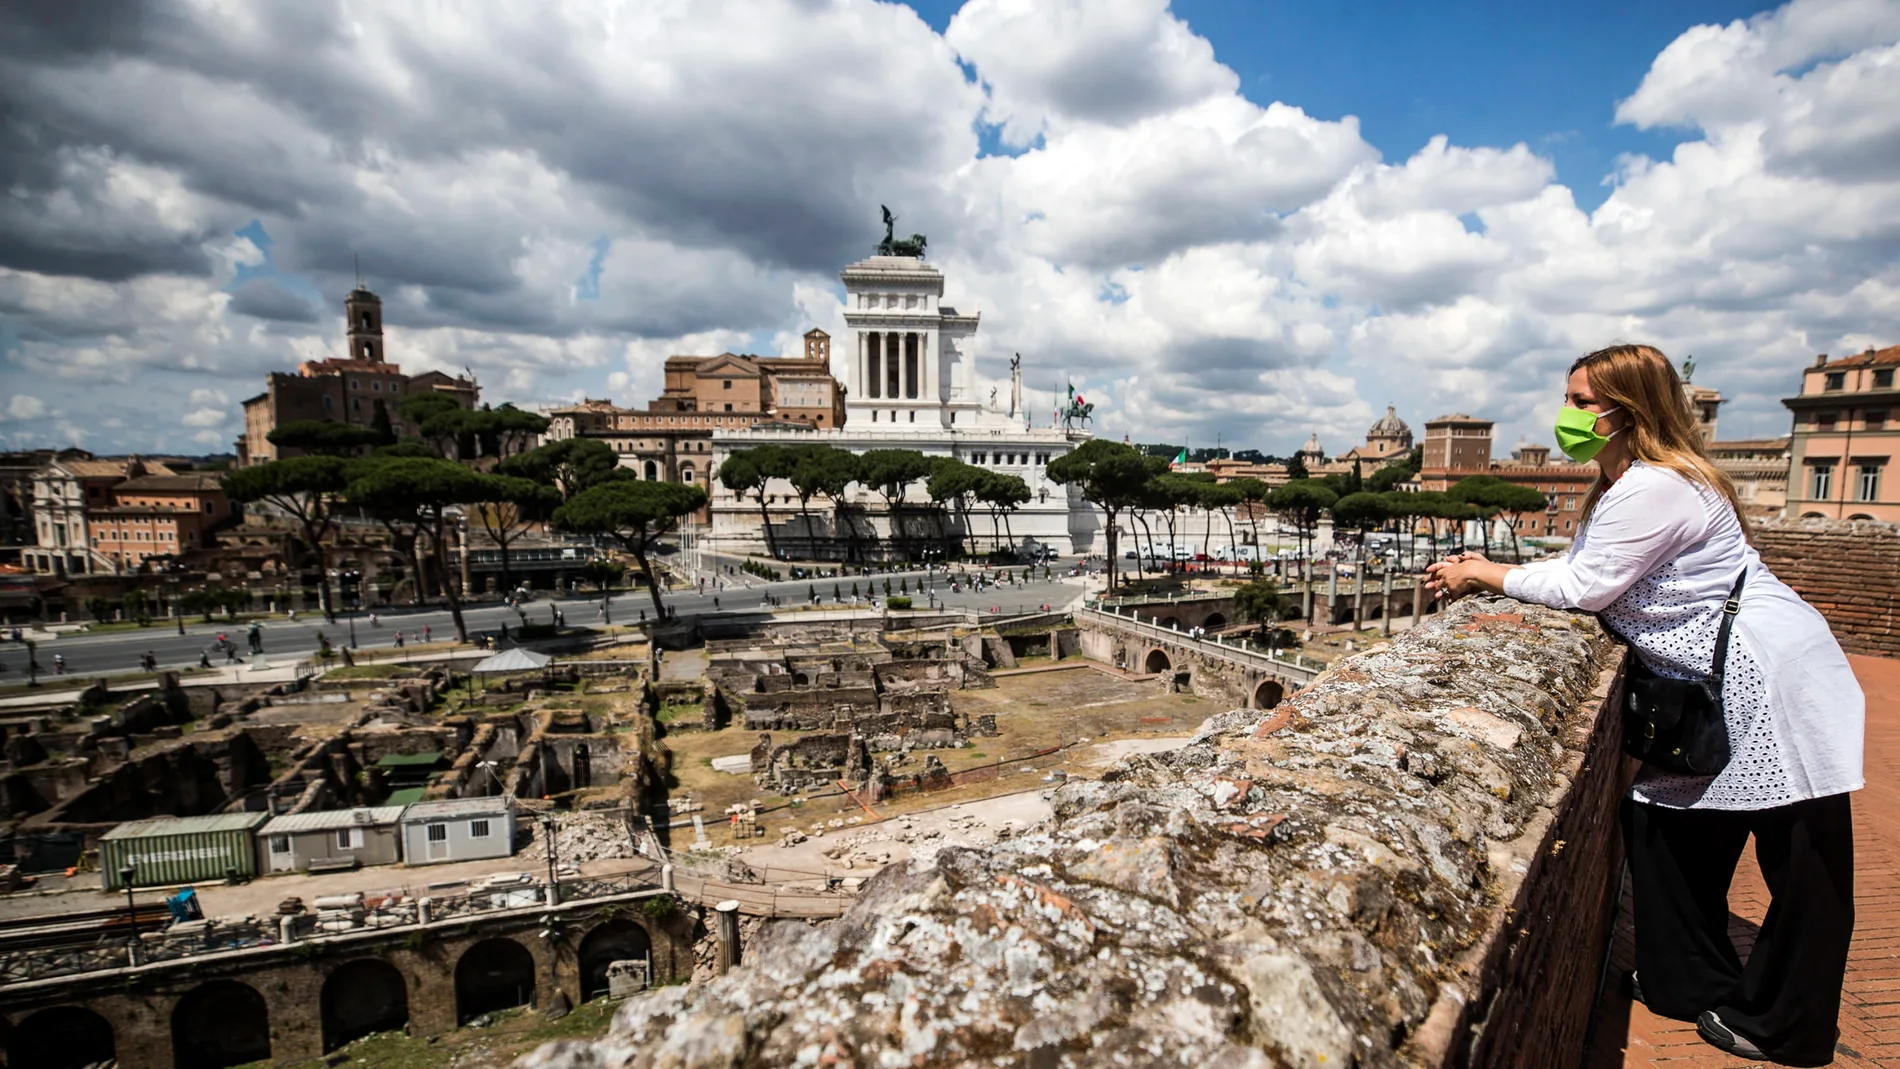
[
  {"xmin": 525, "ymin": 597, "xmax": 1632, "ymax": 1069},
  {"xmin": 1752, "ymin": 515, "xmax": 1900, "ymax": 657}
]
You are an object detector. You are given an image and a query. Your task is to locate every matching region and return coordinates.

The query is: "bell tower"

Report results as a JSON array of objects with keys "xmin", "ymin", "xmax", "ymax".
[{"xmin": 345, "ymin": 285, "xmax": 384, "ymax": 363}]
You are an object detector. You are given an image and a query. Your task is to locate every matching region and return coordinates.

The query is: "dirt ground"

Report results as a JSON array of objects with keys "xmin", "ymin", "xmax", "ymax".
[{"xmin": 670, "ymin": 664, "xmax": 1219, "ymax": 849}]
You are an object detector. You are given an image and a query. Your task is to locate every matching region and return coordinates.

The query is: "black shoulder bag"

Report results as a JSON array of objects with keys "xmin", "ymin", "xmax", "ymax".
[{"xmin": 1607, "ymin": 572, "xmax": 1745, "ymax": 776}]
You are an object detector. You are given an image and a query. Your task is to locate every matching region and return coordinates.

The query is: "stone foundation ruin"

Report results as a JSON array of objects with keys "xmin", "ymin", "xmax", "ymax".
[{"xmin": 522, "ymin": 597, "xmax": 1634, "ymax": 1069}]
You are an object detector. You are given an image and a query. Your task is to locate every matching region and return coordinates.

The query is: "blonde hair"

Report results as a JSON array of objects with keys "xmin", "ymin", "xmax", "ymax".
[{"xmin": 1573, "ymin": 344, "xmax": 1750, "ymax": 534}]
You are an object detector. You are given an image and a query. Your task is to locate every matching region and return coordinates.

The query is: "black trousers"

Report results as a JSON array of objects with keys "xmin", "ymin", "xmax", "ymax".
[{"xmin": 1623, "ymin": 793, "xmax": 1855, "ymax": 1067}]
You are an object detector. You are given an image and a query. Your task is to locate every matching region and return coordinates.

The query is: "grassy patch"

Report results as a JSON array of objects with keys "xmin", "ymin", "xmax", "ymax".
[
  {"xmin": 250, "ymin": 998, "xmax": 623, "ymax": 1069},
  {"xmin": 655, "ymin": 702, "xmax": 700, "ymax": 724}
]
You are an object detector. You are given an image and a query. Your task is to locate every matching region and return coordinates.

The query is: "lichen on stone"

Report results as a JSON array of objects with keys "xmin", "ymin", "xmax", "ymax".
[{"xmin": 519, "ymin": 596, "xmax": 1615, "ymax": 1069}]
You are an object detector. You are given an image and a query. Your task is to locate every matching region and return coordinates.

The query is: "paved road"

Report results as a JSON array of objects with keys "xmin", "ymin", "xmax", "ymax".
[{"xmin": 4, "ymin": 561, "xmax": 1095, "ymax": 678}]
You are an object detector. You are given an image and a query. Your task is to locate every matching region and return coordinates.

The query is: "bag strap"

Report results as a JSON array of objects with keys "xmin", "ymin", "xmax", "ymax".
[{"xmin": 1708, "ymin": 569, "xmax": 1747, "ymax": 685}]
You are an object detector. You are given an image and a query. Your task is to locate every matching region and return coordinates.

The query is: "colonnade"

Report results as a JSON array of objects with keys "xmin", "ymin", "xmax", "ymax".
[{"xmin": 860, "ymin": 331, "xmax": 931, "ymax": 401}]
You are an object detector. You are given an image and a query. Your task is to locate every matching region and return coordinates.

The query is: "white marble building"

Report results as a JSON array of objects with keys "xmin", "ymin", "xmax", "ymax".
[{"xmin": 709, "ymin": 254, "xmax": 1102, "ymax": 558}]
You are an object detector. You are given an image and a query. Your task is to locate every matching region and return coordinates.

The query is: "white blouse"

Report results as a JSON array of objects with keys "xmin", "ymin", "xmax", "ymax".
[{"xmin": 1503, "ymin": 462, "xmax": 1864, "ymax": 810}]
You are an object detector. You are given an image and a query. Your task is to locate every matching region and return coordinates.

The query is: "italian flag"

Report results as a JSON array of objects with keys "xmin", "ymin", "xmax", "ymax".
[{"xmin": 1171, "ymin": 448, "xmax": 1188, "ymax": 469}]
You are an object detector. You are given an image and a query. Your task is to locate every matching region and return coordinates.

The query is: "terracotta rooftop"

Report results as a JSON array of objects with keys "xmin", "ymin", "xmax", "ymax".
[
  {"xmin": 1825, "ymin": 344, "xmax": 1900, "ymax": 367},
  {"xmin": 116, "ymin": 474, "xmax": 223, "ymax": 492}
]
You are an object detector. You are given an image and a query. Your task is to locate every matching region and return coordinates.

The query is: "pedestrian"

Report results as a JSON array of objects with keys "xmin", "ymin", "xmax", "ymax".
[
  {"xmin": 499, "ymin": 622, "xmax": 509, "ymax": 641},
  {"xmin": 424, "ymin": 625, "xmax": 432, "ymax": 643},
  {"xmin": 199, "ymin": 650, "xmax": 211, "ymax": 669},
  {"xmin": 53, "ymin": 653, "xmax": 65, "ymax": 674},
  {"xmin": 394, "ymin": 631, "xmax": 405, "ymax": 648},
  {"xmin": 713, "ymin": 596, "xmax": 720, "ymax": 609},
  {"xmin": 1425, "ymin": 344, "xmax": 1863, "ymax": 1065}
]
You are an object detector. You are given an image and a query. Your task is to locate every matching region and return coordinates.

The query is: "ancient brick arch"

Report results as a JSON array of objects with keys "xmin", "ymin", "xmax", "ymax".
[
  {"xmin": 1203, "ymin": 613, "xmax": 1226, "ymax": 630},
  {"xmin": 1251, "ymin": 678, "xmax": 1285, "ymax": 710},
  {"xmin": 7, "ymin": 1006, "xmax": 114, "ymax": 1069},
  {"xmin": 454, "ymin": 937, "xmax": 537, "ymax": 1023},
  {"xmin": 173, "ymin": 980, "xmax": 270, "ymax": 1069},
  {"xmin": 321, "ymin": 958, "xmax": 410, "ymax": 1052},
  {"xmin": 1143, "ymin": 648, "xmax": 1173, "ymax": 674},
  {"xmin": 578, "ymin": 918, "xmax": 654, "ymax": 1000}
]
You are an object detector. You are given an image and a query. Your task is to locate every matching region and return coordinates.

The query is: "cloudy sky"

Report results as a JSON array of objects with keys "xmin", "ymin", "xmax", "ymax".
[{"xmin": 2, "ymin": 0, "xmax": 1897, "ymax": 458}]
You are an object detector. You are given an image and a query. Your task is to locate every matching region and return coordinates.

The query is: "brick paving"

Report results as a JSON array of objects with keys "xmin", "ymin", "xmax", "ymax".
[{"xmin": 1590, "ymin": 653, "xmax": 1900, "ymax": 1069}]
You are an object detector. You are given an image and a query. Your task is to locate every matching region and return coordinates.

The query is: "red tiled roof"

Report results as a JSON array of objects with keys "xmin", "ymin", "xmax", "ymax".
[
  {"xmin": 1826, "ymin": 344, "xmax": 1900, "ymax": 368},
  {"xmin": 116, "ymin": 474, "xmax": 223, "ymax": 492}
]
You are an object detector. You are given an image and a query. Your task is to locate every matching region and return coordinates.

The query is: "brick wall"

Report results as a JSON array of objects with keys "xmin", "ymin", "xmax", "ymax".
[{"xmin": 1752, "ymin": 516, "xmax": 1900, "ymax": 657}]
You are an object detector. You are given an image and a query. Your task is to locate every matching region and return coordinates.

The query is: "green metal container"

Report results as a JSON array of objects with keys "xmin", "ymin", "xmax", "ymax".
[{"xmin": 99, "ymin": 813, "xmax": 268, "ymax": 890}]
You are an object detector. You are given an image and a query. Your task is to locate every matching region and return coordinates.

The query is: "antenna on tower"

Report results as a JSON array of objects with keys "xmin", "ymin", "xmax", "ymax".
[{"xmin": 354, "ymin": 253, "xmax": 363, "ymax": 289}]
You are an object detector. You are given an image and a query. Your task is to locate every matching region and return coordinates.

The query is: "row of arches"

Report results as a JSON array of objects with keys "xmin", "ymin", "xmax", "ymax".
[
  {"xmin": 4, "ymin": 922, "xmax": 653, "ymax": 1069},
  {"xmin": 1135, "ymin": 646, "xmax": 1285, "ymax": 709}
]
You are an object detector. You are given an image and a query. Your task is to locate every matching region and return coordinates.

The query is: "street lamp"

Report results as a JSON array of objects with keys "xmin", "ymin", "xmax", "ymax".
[{"xmin": 121, "ymin": 863, "xmax": 140, "ymax": 965}]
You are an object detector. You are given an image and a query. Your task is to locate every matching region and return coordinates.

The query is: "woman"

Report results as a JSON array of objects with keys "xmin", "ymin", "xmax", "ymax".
[{"xmin": 1424, "ymin": 344, "xmax": 1862, "ymax": 1065}]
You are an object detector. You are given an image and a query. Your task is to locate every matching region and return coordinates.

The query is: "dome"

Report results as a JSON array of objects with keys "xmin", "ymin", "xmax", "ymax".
[
  {"xmin": 1298, "ymin": 432, "xmax": 1326, "ymax": 457},
  {"xmin": 1368, "ymin": 403, "xmax": 1411, "ymax": 439}
]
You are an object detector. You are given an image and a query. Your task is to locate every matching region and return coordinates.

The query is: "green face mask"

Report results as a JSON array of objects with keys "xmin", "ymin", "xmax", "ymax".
[{"xmin": 1554, "ymin": 406, "xmax": 1620, "ymax": 462}]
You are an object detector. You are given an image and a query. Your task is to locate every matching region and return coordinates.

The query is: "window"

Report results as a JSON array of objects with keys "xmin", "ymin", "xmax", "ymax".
[
  {"xmin": 349, "ymin": 378, "xmax": 359, "ymax": 390},
  {"xmin": 723, "ymin": 380, "xmax": 732, "ymax": 389},
  {"xmin": 724, "ymin": 403, "xmax": 732, "ymax": 412},
  {"xmin": 1825, "ymin": 372, "xmax": 1845, "ymax": 391},
  {"xmin": 908, "ymin": 411, "xmax": 915, "ymax": 422},
  {"xmin": 1810, "ymin": 464, "xmax": 1834, "ymax": 500},
  {"xmin": 426, "ymin": 823, "xmax": 448, "ymax": 843},
  {"xmin": 1858, "ymin": 464, "xmax": 1882, "ymax": 502},
  {"xmin": 351, "ymin": 397, "xmax": 361, "ymax": 412},
  {"xmin": 1868, "ymin": 410, "xmax": 1888, "ymax": 430},
  {"xmin": 871, "ymin": 411, "xmax": 877, "ymax": 422},
  {"xmin": 469, "ymin": 819, "xmax": 491, "ymax": 839},
  {"xmin": 270, "ymin": 836, "xmax": 290, "ymax": 854},
  {"xmin": 336, "ymin": 828, "xmax": 359, "ymax": 850},
  {"xmin": 1878, "ymin": 370, "xmax": 1895, "ymax": 389},
  {"xmin": 1816, "ymin": 411, "xmax": 1837, "ymax": 430},
  {"xmin": 372, "ymin": 380, "xmax": 381, "ymax": 392}
]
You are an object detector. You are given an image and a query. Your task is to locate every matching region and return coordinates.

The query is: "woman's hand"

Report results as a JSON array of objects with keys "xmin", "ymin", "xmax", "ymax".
[{"xmin": 1424, "ymin": 556, "xmax": 1507, "ymax": 601}]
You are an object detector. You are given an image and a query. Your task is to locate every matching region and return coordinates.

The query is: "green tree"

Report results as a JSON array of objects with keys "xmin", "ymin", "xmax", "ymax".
[
  {"xmin": 1232, "ymin": 578, "xmax": 1294, "ymax": 645},
  {"xmin": 472, "ymin": 474, "xmax": 560, "ymax": 593},
  {"xmin": 716, "ymin": 448, "xmax": 779, "ymax": 559},
  {"xmin": 1380, "ymin": 491, "xmax": 1422, "ymax": 569},
  {"xmin": 925, "ymin": 458, "xmax": 984, "ymax": 558},
  {"xmin": 858, "ymin": 449, "xmax": 932, "ymax": 560},
  {"xmin": 1047, "ymin": 440, "xmax": 1153, "ymax": 590},
  {"xmin": 397, "ymin": 394, "xmax": 470, "ymax": 458},
  {"xmin": 976, "ymin": 471, "xmax": 1031, "ymax": 554},
  {"xmin": 553, "ymin": 480, "xmax": 708, "ymax": 618},
  {"xmin": 84, "ymin": 595, "xmax": 115, "ymax": 623},
  {"xmin": 1196, "ymin": 480, "xmax": 1241, "ymax": 564},
  {"xmin": 784, "ymin": 445, "xmax": 851, "ymax": 560},
  {"xmin": 1268, "ymin": 479, "xmax": 1337, "ymax": 564},
  {"xmin": 1331, "ymin": 491, "xmax": 1390, "ymax": 576},
  {"xmin": 501, "ymin": 438, "xmax": 620, "ymax": 502},
  {"xmin": 222, "ymin": 456, "xmax": 350, "ymax": 621},
  {"xmin": 266, "ymin": 420, "xmax": 382, "ymax": 458},
  {"xmin": 1229, "ymin": 477, "xmax": 1271, "ymax": 561},
  {"xmin": 459, "ymin": 403, "xmax": 551, "ymax": 461},
  {"xmin": 1450, "ymin": 476, "xmax": 1548, "ymax": 561},
  {"xmin": 345, "ymin": 457, "xmax": 492, "ymax": 641},
  {"xmin": 1284, "ymin": 452, "xmax": 1309, "ymax": 481}
]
